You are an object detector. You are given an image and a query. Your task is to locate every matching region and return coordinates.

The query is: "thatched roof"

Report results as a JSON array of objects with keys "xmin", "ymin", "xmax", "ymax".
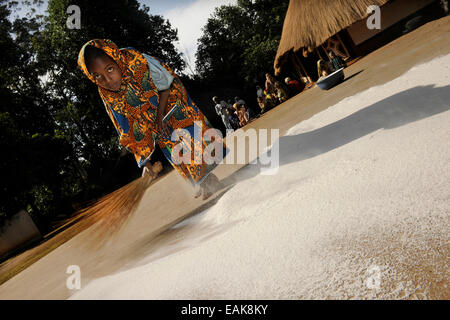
[{"xmin": 274, "ymin": 0, "xmax": 390, "ymax": 74}]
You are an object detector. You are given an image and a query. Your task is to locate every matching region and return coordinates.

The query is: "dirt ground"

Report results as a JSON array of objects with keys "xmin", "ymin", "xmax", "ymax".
[{"xmin": 0, "ymin": 16, "xmax": 449, "ymax": 300}]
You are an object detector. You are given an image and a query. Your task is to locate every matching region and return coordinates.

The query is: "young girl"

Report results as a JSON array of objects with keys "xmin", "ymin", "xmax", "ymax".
[{"xmin": 77, "ymin": 39, "xmax": 226, "ymax": 200}]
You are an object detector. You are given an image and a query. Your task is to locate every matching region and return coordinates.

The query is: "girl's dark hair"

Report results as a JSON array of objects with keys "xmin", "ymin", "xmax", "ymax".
[{"xmin": 84, "ymin": 46, "xmax": 109, "ymax": 72}]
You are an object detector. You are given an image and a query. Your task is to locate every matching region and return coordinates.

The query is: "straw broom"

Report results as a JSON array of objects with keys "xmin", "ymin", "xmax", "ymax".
[{"xmin": 62, "ymin": 161, "xmax": 163, "ymax": 249}]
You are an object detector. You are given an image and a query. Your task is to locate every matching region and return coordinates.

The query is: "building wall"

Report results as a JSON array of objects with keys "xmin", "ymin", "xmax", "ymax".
[
  {"xmin": 347, "ymin": 0, "xmax": 435, "ymax": 45},
  {"xmin": 0, "ymin": 210, "xmax": 42, "ymax": 258}
]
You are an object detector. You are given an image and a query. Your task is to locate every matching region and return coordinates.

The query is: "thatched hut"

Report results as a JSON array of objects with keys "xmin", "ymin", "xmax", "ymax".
[{"xmin": 274, "ymin": 0, "xmax": 443, "ymax": 78}]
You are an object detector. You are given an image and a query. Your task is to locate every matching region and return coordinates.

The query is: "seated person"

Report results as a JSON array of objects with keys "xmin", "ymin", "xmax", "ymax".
[
  {"xmin": 212, "ymin": 96, "xmax": 233, "ymax": 130},
  {"xmin": 317, "ymin": 59, "xmax": 332, "ymax": 79},
  {"xmin": 274, "ymin": 82, "xmax": 288, "ymax": 103},
  {"xmin": 257, "ymin": 96, "xmax": 266, "ymax": 112},
  {"xmin": 264, "ymin": 89, "xmax": 277, "ymax": 111},
  {"xmin": 265, "ymin": 73, "xmax": 280, "ymax": 96},
  {"xmin": 284, "ymin": 77, "xmax": 305, "ymax": 96},
  {"xmin": 226, "ymin": 108, "xmax": 240, "ymax": 130},
  {"xmin": 234, "ymin": 96, "xmax": 246, "ymax": 107},
  {"xmin": 232, "ymin": 102, "xmax": 240, "ymax": 115},
  {"xmin": 257, "ymin": 92, "xmax": 275, "ymax": 113},
  {"xmin": 325, "ymin": 37, "xmax": 349, "ymax": 60},
  {"xmin": 328, "ymin": 51, "xmax": 346, "ymax": 71},
  {"xmin": 301, "ymin": 77, "xmax": 314, "ymax": 90},
  {"xmin": 234, "ymin": 96, "xmax": 254, "ymax": 119},
  {"xmin": 256, "ymin": 85, "xmax": 264, "ymax": 99},
  {"xmin": 236, "ymin": 105, "xmax": 249, "ymax": 127}
]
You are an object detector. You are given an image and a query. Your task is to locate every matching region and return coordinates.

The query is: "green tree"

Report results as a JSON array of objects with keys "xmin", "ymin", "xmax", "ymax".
[
  {"xmin": 195, "ymin": 0, "xmax": 289, "ymax": 88},
  {"xmin": 0, "ymin": 0, "xmax": 72, "ymax": 230}
]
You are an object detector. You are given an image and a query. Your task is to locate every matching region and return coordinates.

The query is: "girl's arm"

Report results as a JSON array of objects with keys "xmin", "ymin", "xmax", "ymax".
[
  {"xmin": 156, "ymin": 89, "xmax": 171, "ymax": 137},
  {"xmin": 142, "ymin": 162, "xmax": 157, "ymax": 178},
  {"xmin": 142, "ymin": 53, "xmax": 174, "ymax": 137}
]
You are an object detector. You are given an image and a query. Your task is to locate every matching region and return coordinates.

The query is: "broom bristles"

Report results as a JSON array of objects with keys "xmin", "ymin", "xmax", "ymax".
[{"xmin": 64, "ymin": 162, "xmax": 163, "ymax": 249}]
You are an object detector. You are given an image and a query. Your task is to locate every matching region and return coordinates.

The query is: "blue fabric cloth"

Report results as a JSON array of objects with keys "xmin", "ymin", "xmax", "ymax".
[
  {"xmin": 109, "ymin": 106, "xmax": 130, "ymax": 134},
  {"xmin": 142, "ymin": 53, "xmax": 174, "ymax": 91}
]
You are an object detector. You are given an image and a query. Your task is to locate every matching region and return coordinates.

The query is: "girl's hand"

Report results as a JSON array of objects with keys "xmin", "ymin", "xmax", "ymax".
[
  {"xmin": 156, "ymin": 89, "xmax": 172, "ymax": 138},
  {"xmin": 156, "ymin": 114, "xmax": 172, "ymax": 138},
  {"xmin": 142, "ymin": 162, "xmax": 158, "ymax": 179}
]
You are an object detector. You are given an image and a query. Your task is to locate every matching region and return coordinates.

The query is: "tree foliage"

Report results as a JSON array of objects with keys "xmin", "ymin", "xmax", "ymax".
[{"xmin": 195, "ymin": 0, "xmax": 289, "ymax": 88}]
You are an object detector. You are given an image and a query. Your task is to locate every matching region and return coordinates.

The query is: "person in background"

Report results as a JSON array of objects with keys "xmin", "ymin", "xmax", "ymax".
[
  {"xmin": 226, "ymin": 108, "xmax": 240, "ymax": 130},
  {"xmin": 213, "ymin": 96, "xmax": 233, "ymax": 132},
  {"xmin": 236, "ymin": 104, "xmax": 249, "ymax": 127},
  {"xmin": 264, "ymin": 73, "xmax": 278, "ymax": 96},
  {"xmin": 325, "ymin": 37, "xmax": 349, "ymax": 60},
  {"xmin": 233, "ymin": 101, "xmax": 249, "ymax": 127},
  {"xmin": 256, "ymin": 85, "xmax": 264, "ymax": 99},
  {"xmin": 258, "ymin": 89, "xmax": 276, "ymax": 113},
  {"xmin": 234, "ymin": 96, "xmax": 246, "ymax": 107},
  {"xmin": 301, "ymin": 77, "xmax": 313, "ymax": 90},
  {"xmin": 328, "ymin": 51, "xmax": 347, "ymax": 71},
  {"xmin": 317, "ymin": 59, "xmax": 331, "ymax": 79},
  {"xmin": 285, "ymin": 77, "xmax": 305, "ymax": 96},
  {"xmin": 234, "ymin": 96, "xmax": 254, "ymax": 120},
  {"xmin": 274, "ymin": 82, "xmax": 288, "ymax": 103},
  {"xmin": 255, "ymin": 86, "xmax": 265, "ymax": 116},
  {"xmin": 267, "ymin": 72, "xmax": 292, "ymax": 97},
  {"xmin": 257, "ymin": 95, "xmax": 266, "ymax": 113}
]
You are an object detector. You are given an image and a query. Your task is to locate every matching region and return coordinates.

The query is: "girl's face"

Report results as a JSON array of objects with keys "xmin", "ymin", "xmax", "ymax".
[{"xmin": 88, "ymin": 55, "xmax": 122, "ymax": 91}]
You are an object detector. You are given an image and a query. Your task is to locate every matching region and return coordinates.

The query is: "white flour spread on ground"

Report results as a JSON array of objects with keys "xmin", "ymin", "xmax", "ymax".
[{"xmin": 71, "ymin": 55, "xmax": 450, "ymax": 300}]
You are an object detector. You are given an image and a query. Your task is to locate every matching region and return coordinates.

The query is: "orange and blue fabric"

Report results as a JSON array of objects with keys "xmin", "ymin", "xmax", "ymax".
[{"xmin": 77, "ymin": 39, "xmax": 227, "ymax": 187}]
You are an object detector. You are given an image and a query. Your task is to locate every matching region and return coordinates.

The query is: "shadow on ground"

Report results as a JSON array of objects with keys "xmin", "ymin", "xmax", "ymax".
[{"xmin": 340, "ymin": 70, "xmax": 364, "ymax": 85}]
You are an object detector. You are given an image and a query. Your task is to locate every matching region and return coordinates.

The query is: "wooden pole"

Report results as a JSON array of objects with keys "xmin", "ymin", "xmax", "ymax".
[
  {"xmin": 321, "ymin": 45, "xmax": 330, "ymax": 61},
  {"xmin": 336, "ymin": 33, "xmax": 350, "ymax": 58},
  {"xmin": 290, "ymin": 53, "xmax": 303, "ymax": 80},
  {"xmin": 294, "ymin": 52, "xmax": 312, "ymax": 83},
  {"xmin": 316, "ymin": 47, "xmax": 324, "ymax": 61}
]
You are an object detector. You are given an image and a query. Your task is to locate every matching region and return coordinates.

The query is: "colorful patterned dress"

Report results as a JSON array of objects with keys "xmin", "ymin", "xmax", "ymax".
[{"xmin": 78, "ymin": 39, "xmax": 226, "ymax": 187}]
